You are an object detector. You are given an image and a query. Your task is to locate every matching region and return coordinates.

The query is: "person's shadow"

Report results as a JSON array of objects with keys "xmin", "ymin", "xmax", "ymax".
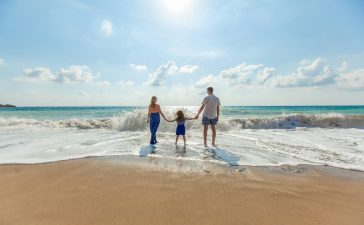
[{"xmin": 175, "ymin": 145, "xmax": 186, "ymax": 157}]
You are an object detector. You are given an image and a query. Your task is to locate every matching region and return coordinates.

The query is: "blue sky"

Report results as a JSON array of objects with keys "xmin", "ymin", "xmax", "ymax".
[{"xmin": 0, "ymin": 0, "xmax": 364, "ymax": 106}]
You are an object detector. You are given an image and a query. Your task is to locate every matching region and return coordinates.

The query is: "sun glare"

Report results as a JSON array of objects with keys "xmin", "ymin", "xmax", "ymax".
[{"xmin": 158, "ymin": 0, "xmax": 195, "ymax": 16}]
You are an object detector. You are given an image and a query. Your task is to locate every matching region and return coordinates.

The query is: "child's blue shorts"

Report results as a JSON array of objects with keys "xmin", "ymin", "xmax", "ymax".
[{"xmin": 176, "ymin": 124, "xmax": 185, "ymax": 136}]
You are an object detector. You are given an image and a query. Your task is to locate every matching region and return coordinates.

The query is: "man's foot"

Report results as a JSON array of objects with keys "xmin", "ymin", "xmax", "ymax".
[{"xmin": 212, "ymin": 143, "xmax": 217, "ymax": 147}]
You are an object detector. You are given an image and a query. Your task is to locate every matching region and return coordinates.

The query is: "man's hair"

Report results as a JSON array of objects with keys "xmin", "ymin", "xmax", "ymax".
[{"xmin": 207, "ymin": 87, "xmax": 213, "ymax": 93}]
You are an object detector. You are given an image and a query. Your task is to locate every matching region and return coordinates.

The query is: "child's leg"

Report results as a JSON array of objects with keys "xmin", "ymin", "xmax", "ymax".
[
  {"xmin": 175, "ymin": 135, "xmax": 179, "ymax": 145},
  {"xmin": 182, "ymin": 135, "xmax": 186, "ymax": 146}
]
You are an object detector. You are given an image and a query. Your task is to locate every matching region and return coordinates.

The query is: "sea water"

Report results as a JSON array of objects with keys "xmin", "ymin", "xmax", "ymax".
[{"xmin": 0, "ymin": 106, "xmax": 363, "ymax": 170}]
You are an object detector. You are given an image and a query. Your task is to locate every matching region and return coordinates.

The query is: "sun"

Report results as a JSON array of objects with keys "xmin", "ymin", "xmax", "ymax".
[{"xmin": 158, "ymin": 0, "xmax": 195, "ymax": 16}]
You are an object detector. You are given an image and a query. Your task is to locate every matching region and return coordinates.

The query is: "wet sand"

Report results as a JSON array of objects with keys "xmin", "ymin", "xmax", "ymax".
[{"xmin": 0, "ymin": 157, "xmax": 363, "ymax": 225}]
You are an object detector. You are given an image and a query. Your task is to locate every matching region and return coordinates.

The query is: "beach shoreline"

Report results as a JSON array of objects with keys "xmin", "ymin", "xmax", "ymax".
[{"xmin": 1, "ymin": 156, "xmax": 363, "ymax": 225}]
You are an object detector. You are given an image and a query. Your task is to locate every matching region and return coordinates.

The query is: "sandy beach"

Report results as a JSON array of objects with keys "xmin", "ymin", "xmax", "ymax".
[{"xmin": 0, "ymin": 157, "xmax": 363, "ymax": 225}]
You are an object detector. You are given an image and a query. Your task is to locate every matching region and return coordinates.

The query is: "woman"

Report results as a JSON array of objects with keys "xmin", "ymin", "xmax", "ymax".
[{"xmin": 147, "ymin": 96, "xmax": 168, "ymax": 144}]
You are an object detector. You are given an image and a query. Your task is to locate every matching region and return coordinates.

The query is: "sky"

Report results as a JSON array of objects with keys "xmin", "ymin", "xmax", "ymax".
[{"xmin": 0, "ymin": 0, "xmax": 364, "ymax": 106}]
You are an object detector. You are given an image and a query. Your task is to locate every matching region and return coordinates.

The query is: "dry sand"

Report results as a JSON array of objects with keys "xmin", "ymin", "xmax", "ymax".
[{"xmin": 0, "ymin": 158, "xmax": 363, "ymax": 225}]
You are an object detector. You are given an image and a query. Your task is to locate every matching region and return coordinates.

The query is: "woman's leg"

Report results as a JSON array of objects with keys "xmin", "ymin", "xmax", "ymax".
[
  {"xmin": 153, "ymin": 117, "xmax": 160, "ymax": 143},
  {"xmin": 149, "ymin": 114, "xmax": 159, "ymax": 144},
  {"xmin": 150, "ymin": 119, "xmax": 155, "ymax": 144}
]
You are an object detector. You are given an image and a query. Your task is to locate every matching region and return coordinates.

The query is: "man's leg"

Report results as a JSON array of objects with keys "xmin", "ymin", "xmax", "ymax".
[
  {"xmin": 203, "ymin": 125, "xmax": 208, "ymax": 146},
  {"xmin": 211, "ymin": 125, "xmax": 216, "ymax": 147}
]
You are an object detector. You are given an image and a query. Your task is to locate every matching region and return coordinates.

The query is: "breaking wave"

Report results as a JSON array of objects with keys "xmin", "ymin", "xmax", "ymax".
[{"xmin": 1, "ymin": 109, "xmax": 364, "ymax": 130}]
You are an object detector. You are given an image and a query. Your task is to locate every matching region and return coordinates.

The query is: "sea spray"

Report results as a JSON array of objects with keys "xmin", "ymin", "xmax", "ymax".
[{"xmin": 1, "ymin": 110, "xmax": 364, "ymax": 130}]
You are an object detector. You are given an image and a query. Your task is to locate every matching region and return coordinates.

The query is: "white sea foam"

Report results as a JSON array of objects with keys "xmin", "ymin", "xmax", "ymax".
[
  {"xmin": 1, "ymin": 111, "xmax": 364, "ymax": 130},
  {"xmin": 0, "ymin": 109, "xmax": 363, "ymax": 170}
]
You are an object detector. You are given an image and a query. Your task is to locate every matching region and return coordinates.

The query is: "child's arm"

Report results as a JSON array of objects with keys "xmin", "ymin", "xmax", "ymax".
[{"xmin": 185, "ymin": 117, "xmax": 196, "ymax": 121}]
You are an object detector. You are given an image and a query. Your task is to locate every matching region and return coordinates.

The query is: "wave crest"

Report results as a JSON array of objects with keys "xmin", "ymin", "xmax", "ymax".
[{"xmin": 1, "ymin": 110, "xmax": 364, "ymax": 130}]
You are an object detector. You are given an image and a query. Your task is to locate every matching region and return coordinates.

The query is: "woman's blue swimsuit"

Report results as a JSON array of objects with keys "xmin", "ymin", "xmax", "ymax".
[
  {"xmin": 176, "ymin": 121, "xmax": 186, "ymax": 136},
  {"xmin": 149, "ymin": 112, "xmax": 160, "ymax": 144}
]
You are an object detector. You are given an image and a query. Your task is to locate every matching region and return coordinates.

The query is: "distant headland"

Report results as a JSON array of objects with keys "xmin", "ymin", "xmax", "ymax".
[{"xmin": 0, "ymin": 104, "xmax": 16, "ymax": 108}]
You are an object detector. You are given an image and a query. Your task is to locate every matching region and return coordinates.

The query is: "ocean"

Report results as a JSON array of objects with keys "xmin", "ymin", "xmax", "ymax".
[{"xmin": 0, "ymin": 106, "xmax": 363, "ymax": 170}]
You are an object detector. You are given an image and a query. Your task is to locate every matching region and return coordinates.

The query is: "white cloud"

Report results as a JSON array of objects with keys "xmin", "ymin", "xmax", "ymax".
[
  {"xmin": 100, "ymin": 19, "xmax": 112, "ymax": 36},
  {"xmin": 179, "ymin": 65, "xmax": 199, "ymax": 73},
  {"xmin": 256, "ymin": 67, "xmax": 275, "ymax": 84},
  {"xmin": 129, "ymin": 64, "xmax": 148, "ymax": 72},
  {"xmin": 268, "ymin": 58, "xmax": 336, "ymax": 87},
  {"xmin": 195, "ymin": 74, "xmax": 218, "ymax": 88},
  {"xmin": 56, "ymin": 65, "xmax": 97, "ymax": 83},
  {"xmin": 336, "ymin": 69, "xmax": 364, "ymax": 90},
  {"xmin": 97, "ymin": 81, "xmax": 111, "ymax": 88},
  {"xmin": 144, "ymin": 61, "xmax": 199, "ymax": 86},
  {"xmin": 337, "ymin": 61, "xmax": 348, "ymax": 72},
  {"xmin": 219, "ymin": 63, "xmax": 263, "ymax": 85},
  {"xmin": 16, "ymin": 67, "xmax": 56, "ymax": 82},
  {"xmin": 16, "ymin": 65, "xmax": 98, "ymax": 84},
  {"xmin": 0, "ymin": 58, "xmax": 5, "ymax": 66},
  {"xmin": 119, "ymin": 80, "xmax": 134, "ymax": 86},
  {"xmin": 144, "ymin": 61, "xmax": 178, "ymax": 86}
]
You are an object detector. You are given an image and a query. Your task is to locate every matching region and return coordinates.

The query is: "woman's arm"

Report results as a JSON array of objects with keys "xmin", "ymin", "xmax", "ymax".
[
  {"xmin": 147, "ymin": 106, "xmax": 151, "ymax": 123},
  {"xmin": 159, "ymin": 107, "xmax": 169, "ymax": 121}
]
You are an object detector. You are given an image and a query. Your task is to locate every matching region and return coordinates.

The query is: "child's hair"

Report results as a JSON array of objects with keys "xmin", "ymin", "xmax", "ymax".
[
  {"xmin": 150, "ymin": 96, "xmax": 157, "ymax": 108},
  {"xmin": 176, "ymin": 111, "xmax": 185, "ymax": 122}
]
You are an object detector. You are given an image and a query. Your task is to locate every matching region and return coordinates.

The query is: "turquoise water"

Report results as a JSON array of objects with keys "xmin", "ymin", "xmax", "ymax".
[
  {"xmin": 1, "ymin": 105, "xmax": 363, "ymax": 169},
  {"xmin": 1, "ymin": 105, "xmax": 364, "ymax": 120}
]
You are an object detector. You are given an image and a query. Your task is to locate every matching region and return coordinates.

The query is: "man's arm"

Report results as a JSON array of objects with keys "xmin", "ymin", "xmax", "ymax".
[
  {"xmin": 195, "ymin": 104, "xmax": 205, "ymax": 119},
  {"xmin": 216, "ymin": 105, "xmax": 220, "ymax": 121}
]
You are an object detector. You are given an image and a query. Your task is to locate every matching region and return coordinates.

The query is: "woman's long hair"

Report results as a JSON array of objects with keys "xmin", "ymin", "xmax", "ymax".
[
  {"xmin": 150, "ymin": 96, "xmax": 157, "ymax": 109},
  {"xmin": 176, "ymin": 111, "xmax": 185, "ymax": 122}
]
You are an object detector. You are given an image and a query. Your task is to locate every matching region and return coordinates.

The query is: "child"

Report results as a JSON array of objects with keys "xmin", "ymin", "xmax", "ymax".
[{"xmin": 167, "ymin": 110, "xmax": 195, "ymax": 146}]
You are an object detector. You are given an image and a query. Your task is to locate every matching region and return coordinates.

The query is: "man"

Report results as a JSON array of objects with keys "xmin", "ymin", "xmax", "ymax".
[{"xmin": 195, "ymin": 87, "xmax": 220, "ymax": 147}]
